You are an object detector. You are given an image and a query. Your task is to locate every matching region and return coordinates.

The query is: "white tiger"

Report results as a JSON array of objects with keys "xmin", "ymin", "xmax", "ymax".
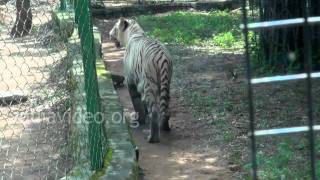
[{"xmin": 109, "ymin": 17, "xmax": 173, "ymax": 143}]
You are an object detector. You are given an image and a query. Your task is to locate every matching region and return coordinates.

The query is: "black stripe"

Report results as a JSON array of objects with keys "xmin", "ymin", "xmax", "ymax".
[
  {"xmin": 161, "ymin": 68, "xmax": 169, "ymax": 75},
  {"xmin": 147, "ymin": 47, "xmax": 162, "ymax": 59},
  {"xmin": 161, "ymin": 86, "xmax": 168, "ymax": 91},
  {"xmin": 157, "ymin": 52, "xmax": 164, "ymax": 61},
  {"xmin": 161, "ymin": 75, "xmax": 168, "ymax": 81},
  {"xmin": 160, "ymin": 60, "xmax": 168, "ymax": 69},
  {"xmin": 160, "ymin": 102, "xmax": 167, "ymax": 106}
]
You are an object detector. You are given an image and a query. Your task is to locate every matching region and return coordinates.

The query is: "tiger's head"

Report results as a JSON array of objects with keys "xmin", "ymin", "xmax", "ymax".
[{"xmin": 109, "ymin": 17, "xmax": 130, "ymax": 48}]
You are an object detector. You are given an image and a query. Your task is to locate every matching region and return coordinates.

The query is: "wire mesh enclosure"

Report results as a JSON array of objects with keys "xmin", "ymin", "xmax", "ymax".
[
  {"xmin": 0, "ymin": 1, "xmax": 71, "ymax": 178},
  {"xmin": 0, "ymin": 0, "xmax": 105, "ymax": 178}
]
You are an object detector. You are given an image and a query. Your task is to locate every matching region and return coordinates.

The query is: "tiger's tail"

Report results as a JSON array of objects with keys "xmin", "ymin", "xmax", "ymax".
[{"xmin": 159, "ymin": 57, "xmax": 172, "ymax": 131}]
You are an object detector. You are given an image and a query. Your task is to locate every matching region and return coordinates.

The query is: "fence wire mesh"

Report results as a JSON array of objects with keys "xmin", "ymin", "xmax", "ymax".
[{"xmin": 0, "ymin": 0, "xmax": 105, "ymax": 178}]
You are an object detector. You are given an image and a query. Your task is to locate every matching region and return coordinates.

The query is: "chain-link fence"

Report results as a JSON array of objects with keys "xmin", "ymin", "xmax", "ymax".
[{"xmin": 0, "ymin": 0, "xmax": 105, "ymax": 178}]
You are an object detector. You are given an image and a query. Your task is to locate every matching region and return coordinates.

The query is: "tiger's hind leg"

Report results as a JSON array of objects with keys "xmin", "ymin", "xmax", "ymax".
[
  {"xmin": 144, "ymin": 85, "xmax": 160, "ymax": 143},
  {"xmin": 128, "ymin": 84, "xmax": 146, "ymax": 124},
  {"xmin": 160, "ymin": 113, "xmax": 170, "ymax": 131},
  {"xmin": 147, "ymin": 103, "xmax": 160, "ymax": 143}
]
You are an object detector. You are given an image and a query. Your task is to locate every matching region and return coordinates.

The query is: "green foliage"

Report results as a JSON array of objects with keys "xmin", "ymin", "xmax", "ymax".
[
  {"xmin": 137, "ymin": 10, "xmax": 243, "ymax": 48},
  {"xmin": 243, "ymin": 140, "xmax": 320, "ymax": 180},
  {"xmin": 90, "ymin": 148, "xmax": 113, "ymax": 180},
  {"xmin": 185, "ymin": 91, "xmax": 216, "ymax": 114},
  {"xmin": 258, "ymin": 142, "xmax": 294, "ymax": 179},
  {"xmin": 212, "ymin": 32, "xmax": 237, "ymax": 48},
  {"xmin": 244, "ymin": 143, "xmax": 291, "ymax": 179}
]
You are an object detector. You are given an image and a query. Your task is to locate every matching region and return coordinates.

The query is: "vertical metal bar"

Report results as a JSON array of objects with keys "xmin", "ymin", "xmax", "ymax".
[
  {"xmin": 303, "ymin": 0, "xmax": 317, "ymax": 179},
  {"xmin": 60, "ymin": 0, "xmax": 67, "ymax": 11},
  {"xmin": 74, "ymin": 0, "xmax": 103, "ymax": 170},
  {"xmin": 241, "ymin": 0, "xmax": 258, "ymax": 179},
  {"xmin": 74, "ymin": 0, "xmax": 81, "ymax": 24}
]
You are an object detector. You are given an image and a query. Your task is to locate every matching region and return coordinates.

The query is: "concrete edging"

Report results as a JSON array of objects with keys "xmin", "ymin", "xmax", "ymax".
[{"xmin": 94, "ymin": 27, "xmax": 139, "ymax": 180}]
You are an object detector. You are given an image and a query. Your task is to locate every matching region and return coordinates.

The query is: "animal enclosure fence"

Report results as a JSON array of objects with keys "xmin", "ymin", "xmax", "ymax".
[
  {"xmin": 0, "ymin": 0, "xmax": 104, "ymax": 178},
  {"xmin": 242, "ymin": 0, "xmax": 320, "ymax": 179}
]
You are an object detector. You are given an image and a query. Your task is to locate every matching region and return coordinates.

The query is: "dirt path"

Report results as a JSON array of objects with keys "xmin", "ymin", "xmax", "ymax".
[{"xmin": 96, "ymin": 18, "xmax": 235, "ymax": 180}]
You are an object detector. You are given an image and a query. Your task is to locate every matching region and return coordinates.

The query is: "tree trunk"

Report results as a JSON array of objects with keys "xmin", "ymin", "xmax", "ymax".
[
  {"xmin": 259, "ymin": 0, "xmax": 320, "ymax": 72},
  {"xmin": 10, "ymin": 0, "xmax": 32, "ymax": 37}
]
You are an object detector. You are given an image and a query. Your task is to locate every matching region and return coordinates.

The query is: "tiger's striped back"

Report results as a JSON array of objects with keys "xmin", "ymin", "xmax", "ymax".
[
  {"xmin": 125, "ymin": 22, "xmax": 172, "ymax": 124},
  {"xmin": 109, "ymin": 18, "xmax": 173, "ymax": 142}
]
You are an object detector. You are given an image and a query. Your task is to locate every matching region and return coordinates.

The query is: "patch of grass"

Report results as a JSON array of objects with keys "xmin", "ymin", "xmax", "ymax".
[
  {"xmin": 209, "ymin": 118, "xmax": 226, "ymax": 128},
  {"xmin": 255, "ymin": 142, "xmax": 297, "ymax": 179},
  {"xmin": 137, "ymin": 10, "xmax": 243, "ymax": 48},
  {"xmin": 243, "ymin": 139, "xmax": 320, "ymax": 180},
  {"xmin": 212, "ymin": 32, "xmax": 238, "ymax": 48},
  {"xmin": 223, "ymin": 131, "xmax": 233, "ymax": 141},
  {"xmin": 223, "ymin": 101, "xmax": 234, "ymax": 112},
  {"xmin": 185, "ymin": 91, "xmax": 216, "ymax": 114},
  {"xmin": 90, "ymin": 148, "xmax": 113, "ymax": 180}
]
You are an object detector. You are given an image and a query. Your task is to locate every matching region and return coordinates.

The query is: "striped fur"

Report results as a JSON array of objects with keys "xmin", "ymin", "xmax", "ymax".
[{"xmin": 109, "ymin": 18, "xmax": 172, "ymax": 143}]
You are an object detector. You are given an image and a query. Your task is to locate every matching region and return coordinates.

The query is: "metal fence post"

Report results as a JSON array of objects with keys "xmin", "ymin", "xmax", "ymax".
[
  {"xmin": 241, "ymin": 0, "xmax": 258, "ymax": 179},
  {"xmin": 241, "ymin": 0, "xmax": 320, "ymax": 179},
  {"xmin": 74, "ymin": 0, "xmax": 81, "ymax": 24},
  {"xmin": 60, "ymin": 0, "xmax": 67, "ymax": 10},
  {"xmin": 73, "ymin": 0, "xmax": 103, "ymax": 170}
]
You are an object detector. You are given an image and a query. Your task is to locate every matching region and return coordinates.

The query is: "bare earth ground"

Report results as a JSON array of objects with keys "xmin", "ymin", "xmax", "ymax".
[
  {"xmin": 95, "ymin": 18, "xmax": 238, "ymax": 180},
  {"xmin": 0, "ymin": 2, "xmax": 71, "ymax": 179}
]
